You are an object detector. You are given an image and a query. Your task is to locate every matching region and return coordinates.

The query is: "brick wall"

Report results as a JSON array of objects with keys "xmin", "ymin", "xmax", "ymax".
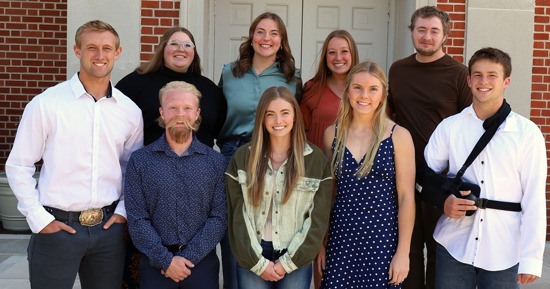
[
  {"xmin": 0, "ymin": 0, "xmax": 68, "ymax": 171},
  {"xmin": 437, "ymin": 0, "xmax": 467, "ymax": 63},
  {"xmin": 140, "ymin": 0, "xmax": 180, "ymax": 63},
  {"xmin": 532, "ymin": 0, "xmax": 550, "ymax": 240}
]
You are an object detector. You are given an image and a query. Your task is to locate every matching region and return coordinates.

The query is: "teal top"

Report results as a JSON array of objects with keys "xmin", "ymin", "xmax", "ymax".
[{"xmin": 218, "ymin": 62, "xmax": 301, "ymax": 142}]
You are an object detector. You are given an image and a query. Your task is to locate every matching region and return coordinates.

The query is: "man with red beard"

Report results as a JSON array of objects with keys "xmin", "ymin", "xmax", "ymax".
[
  {"xmin": 124, "ymin": 81, "xmax": 227, "ymax": 289},
  {"xmin": 387, "ymin": 6, "xmax": 472, "ymax": 289}
]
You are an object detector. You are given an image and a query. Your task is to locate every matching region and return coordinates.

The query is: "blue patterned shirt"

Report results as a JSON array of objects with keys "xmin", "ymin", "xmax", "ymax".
[{"xmin": 125, "ymin": 134, "xmax": 227, "ymax": 270}]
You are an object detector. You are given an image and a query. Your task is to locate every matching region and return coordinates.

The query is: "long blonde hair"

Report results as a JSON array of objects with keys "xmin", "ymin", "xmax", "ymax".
[
  {"xmin": 332, "ymin": 61, "xmax": 388, "ymax": 178},
  {"xmin": 246, "ymin": 87, "xmax": 307, "ymax": 206}
]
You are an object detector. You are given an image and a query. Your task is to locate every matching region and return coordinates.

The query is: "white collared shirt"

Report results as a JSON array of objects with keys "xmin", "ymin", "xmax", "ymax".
[
  {"xmin": 425, "ymin": 105, "xmax": 547, "ymax": 276},
  {"xmin": 6, "ymin": 73, "xmax": 144, "ymax": 233}
]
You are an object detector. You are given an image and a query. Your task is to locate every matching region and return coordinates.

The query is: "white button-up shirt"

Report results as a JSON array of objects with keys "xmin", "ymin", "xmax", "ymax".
[
  {"xmin": 425, "ymin": 105, "xmax": 546, "ymax": 276},
  {"xmin": 6, "ymin": 73, "xmax": 144, "ymax": 233}
]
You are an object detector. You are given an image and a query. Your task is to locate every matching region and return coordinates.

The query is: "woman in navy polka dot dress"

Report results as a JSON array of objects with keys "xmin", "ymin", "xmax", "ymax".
[{"xmin": 320, "ymin": 62, "xmax": 416, "ymax": 288}]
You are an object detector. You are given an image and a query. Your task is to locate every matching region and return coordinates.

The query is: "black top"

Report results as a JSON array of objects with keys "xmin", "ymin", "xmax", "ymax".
[{"xmin": 116, "ymin": 66, "xmax": 227, "ymax": 147}]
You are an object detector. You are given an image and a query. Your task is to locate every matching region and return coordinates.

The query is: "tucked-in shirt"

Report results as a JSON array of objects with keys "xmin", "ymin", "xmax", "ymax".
[
  {"xmin": 116, "ymin": 66, "xmax": 227, "ymax": 147},
  {"xmin": 388, "ymin": 53, "xmax": 472, "ymax": 163},
  {"xmin": 125, "ymin": 134, "xmax": 227, "ymax": 271},
  {"xmin": 300, "ymin": 79, "xmax": 341, "ymax": 150},
  {"xmin": 5, "ymin": 73, "xmax": 144, "ymax": 233},
  {"xmin": 425, "ymin": 105, "xmax": 547, "ymax": 276},
  {"xmin": 225, "ymin": 143, "xmax": 333, "ymax": 276},
  {"xmin": 218, "ymin": 62, "xmax": 301, "ymax": 142}
]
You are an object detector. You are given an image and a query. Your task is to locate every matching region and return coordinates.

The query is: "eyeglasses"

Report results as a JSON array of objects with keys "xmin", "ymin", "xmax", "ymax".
[{"xmin": 167, "ymin": 40, "xmax": 195, "ymax": 51}]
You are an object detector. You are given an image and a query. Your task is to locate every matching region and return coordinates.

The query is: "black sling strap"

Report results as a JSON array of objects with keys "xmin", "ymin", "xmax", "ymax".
[{"xmin": 451, "ymin": 100, "xmax": 521, "ymax": 212}]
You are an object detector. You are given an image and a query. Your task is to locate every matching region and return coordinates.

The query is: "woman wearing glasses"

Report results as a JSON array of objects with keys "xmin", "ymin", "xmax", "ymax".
[{"xmin": 117, "ymin": 26, "xmax": 226, "ymax": 147}]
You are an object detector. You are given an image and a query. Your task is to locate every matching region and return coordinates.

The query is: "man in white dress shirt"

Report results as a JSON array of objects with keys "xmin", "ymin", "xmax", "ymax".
[
  {"xmin": 425, "ymin": 47, "xmax": 546, "ymax": 289},
  {"xmin": 5, "ymin": 20, "xmax": 143, "ymax": 289}
]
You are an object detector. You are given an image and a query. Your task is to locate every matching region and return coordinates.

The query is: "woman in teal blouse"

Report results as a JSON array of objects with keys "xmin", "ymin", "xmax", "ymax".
[{"xmin": 218, "ymin": 12, "xmax": 302, "ymax": 161}]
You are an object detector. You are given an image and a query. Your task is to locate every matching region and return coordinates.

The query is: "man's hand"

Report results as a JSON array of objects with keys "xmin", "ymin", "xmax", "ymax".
[
  {"xmin": 517, "ymin": 273, "xmax": 539, "ymax": 284},
  {"xmin": 162, "ymin": 256, "xmax": 195, "ymax": 283},
  {"xmin": 103, "ymin": 213, "xmax": 126, "ymax": 229},
  {"xmin": 443, "ymin": 191, "xmax": 477, "ymax": 218},
  {"xmin": 39, "ymin": 220, "xmax": 76, "ymax": 234}
]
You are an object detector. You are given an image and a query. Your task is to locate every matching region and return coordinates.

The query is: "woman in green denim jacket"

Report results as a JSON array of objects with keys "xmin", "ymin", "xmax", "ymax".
[{"xmin": 225, "ymin": 86, "xmax": 333, "ymax": 289}]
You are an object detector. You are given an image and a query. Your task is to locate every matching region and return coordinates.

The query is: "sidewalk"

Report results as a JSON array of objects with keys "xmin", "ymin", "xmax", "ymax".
[{"xmin": 0, "ymin": 234, "xmax": 549, "ymax": 288}]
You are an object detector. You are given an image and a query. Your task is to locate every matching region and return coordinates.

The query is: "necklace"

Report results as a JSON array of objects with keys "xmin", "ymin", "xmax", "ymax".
[{"xmin": 270, "ymin": 152, "xmax": 287, "ymax": 163}]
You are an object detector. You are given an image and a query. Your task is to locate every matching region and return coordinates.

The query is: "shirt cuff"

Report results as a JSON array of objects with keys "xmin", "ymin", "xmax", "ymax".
[
  {"xmin": 250, "ymin": 256, "xmax": 270, "ymax": 276},
  {"xmin": 114, "ymin": 199, "xmax": 126, "ymax": 219},
  {"xmin": 518, "ymin": 257, "xmax": 543, "ymax": 277},
  {"xmin": 27, "ymin": 206, "xmax": 56, "ymax": 233},
  {"xmin": 278, "ymin": 253, "xmax": 298, "ymax": 274}
]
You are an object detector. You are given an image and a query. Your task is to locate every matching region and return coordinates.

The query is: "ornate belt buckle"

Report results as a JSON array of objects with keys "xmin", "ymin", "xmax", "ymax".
[{"xmin": 79, "ymin": 208, "xmax": 104, "ymax": 226}]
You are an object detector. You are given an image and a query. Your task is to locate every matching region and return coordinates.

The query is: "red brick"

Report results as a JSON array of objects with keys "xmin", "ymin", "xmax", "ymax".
[
  {"xmin": 142, "ymin": 1, "xmax": 160, "ymax": 9},
  {"xmin": 533, "ymin": 83, "xmax": 549, "ymax": 91},
  {"xmin": 534, "ymin": 32, "xmax": 550, "ymax": 40},
  {"xmin": 154, "ymin": 10, "xmax": 178, "ymax": 18}
]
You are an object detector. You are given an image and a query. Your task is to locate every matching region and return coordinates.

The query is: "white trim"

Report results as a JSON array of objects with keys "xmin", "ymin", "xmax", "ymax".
[
  {"xmin": 416, "ymin": 0, "xmax": 436, "ymax": 7},
  {"xmin": 181, "ymin": 0, "xmax": 213, "ymax": 78}
]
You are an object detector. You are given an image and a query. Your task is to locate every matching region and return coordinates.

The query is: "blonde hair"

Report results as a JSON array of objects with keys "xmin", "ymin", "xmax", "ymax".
[
  {"xmin": 332, "ymin": 61, "xmax": 388, "ymax": 178},
  {"xmin": 75, "ymin": 20, "xmax": 120, "ymax": 49},
  {"xmin": 247, "ymin": 86, "xmax": 307, "ymax": 206},
  {"xmin": 156, "ymin": 81, "xmax": 202, "ymax": 131}
]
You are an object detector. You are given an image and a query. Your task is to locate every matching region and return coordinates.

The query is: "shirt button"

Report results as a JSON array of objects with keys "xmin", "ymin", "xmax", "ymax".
[
  {"xmin": 265, "ymin": 191, "xmax": 269, "ymax": 195},
  {"xmin": 481, "ymin": 161, "xmax": 484, "ymax": 165},
  {"xmin": 475, "ymin": 237, "xmax": 479, "ymax": 240},
  {"xmin": 480, "ymin": 219, "xmax": 483, "ymax": 222},
  {"xmin": 261, "ymin": 211, "xmax": 265, "ymax": 215},
  {"xmin": 276, "ymin": 191, "xmax": 280, "ymax": 194},
  {"xmin": 275, "ymin": 231, "xmax": 278, "ymax": 234},
  {"xmin": 257, "ymin": 231, "xmax": 260, "ymax": 235},
  {"xmin": 481, "ymin": 180, "xmax": 484, "ymax": 184},
  {"xmin": 275, "ymin": 211, "xmax": 278, "ymax": 214}
]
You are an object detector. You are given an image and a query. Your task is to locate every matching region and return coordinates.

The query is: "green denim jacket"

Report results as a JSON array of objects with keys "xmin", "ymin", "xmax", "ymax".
[{"xmin": 225, "ymin": 143, "xmax": 333, "ymax": 276}]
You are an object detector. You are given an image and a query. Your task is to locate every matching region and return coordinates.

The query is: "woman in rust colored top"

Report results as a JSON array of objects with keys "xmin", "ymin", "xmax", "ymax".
[{"xmin": 300, "ymin": 30, "xmax": 358, "ymax": 151}]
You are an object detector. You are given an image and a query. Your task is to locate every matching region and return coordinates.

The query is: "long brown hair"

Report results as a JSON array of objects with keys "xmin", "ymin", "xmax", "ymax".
[
  {"xmin": 136, "ymin": 27, "xmax": 202, "ymax": 75},
  {"xmin": 231, "ymin": 12, "xmax": 296, "ymax": 82},
  {"xmin": 247, "ymin": 86, "xmax": 307, "ymax": 206},
  {"xmin": 310, "ymin": 30, "xmax": 359, "ymax": 96},
  {"xmin": 332, "ymin": 62, "xmax": 388, "ymax": 178}
]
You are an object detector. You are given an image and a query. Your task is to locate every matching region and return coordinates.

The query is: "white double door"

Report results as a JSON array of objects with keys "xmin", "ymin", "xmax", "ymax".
[{"xmin": 213, "ymin": 0, "xmax": 390, "ymax": 83}]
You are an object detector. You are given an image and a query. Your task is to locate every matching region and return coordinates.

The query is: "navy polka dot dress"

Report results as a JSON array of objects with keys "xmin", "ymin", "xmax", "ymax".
[{"xmin": 321, "ymin": 126, "xmax": 400, "ymax": 289}]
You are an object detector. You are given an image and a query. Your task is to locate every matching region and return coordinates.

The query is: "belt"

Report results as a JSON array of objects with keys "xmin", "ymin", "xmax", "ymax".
[
  {"xmin": 165, "ymin": 244, "xmax": 187, "ymax": 253},
  {"xmin": 44, "ymin": 202, "xmax": 117, "ymax": 223},
  {"xmin": 474, "ymin": 198, "xmax": 522, "ymax": 212},
  {"xmin": 273, "ymin": 248, "xmax": 288, "ymax": 259}
]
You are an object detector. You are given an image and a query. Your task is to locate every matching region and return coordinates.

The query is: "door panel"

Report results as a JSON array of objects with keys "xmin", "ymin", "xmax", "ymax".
[
  {"xmin": 213, "ymin": 0, "xmax": 389, "ymax": 84},
  {"xmin": 301, "ymin": 0, "xmax": 390, "ymax": 81},
  {"xmin": 213, "ymin": 0, "xmax": 303, "ymax": 83}
]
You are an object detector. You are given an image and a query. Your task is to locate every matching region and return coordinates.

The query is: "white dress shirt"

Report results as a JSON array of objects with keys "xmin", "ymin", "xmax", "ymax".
[
  {"xmin": 6, "ymin": 73, "xmax": 144, "ymax": 233},
  {"xmin": 425, "ymin": 105, "xmax": 547, "ymax": 277}
]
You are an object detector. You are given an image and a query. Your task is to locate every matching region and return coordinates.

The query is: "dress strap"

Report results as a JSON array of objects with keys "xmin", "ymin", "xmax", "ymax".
[{"xmin": 390, "ymin": 124, "xmax": 397, "ymax": 136}]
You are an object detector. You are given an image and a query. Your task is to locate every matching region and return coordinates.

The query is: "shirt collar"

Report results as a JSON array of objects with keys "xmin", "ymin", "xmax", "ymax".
[
  {"xmin": 463, "ymin": 104, "xmax": 518, "ymax": 132},
  {"xmin": 69, "ymin": 73, "xmax": 116, "ymax": 101},
  {"xmin": 150, "ymin": 133, "xmax": 207, "ymax": 157}
]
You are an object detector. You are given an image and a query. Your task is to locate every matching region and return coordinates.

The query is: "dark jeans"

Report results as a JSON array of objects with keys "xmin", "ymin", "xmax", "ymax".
[
  {"xmin": 435, "ymin": 243, "xmax": 519, "ymax": 289},
  {"xmin": 27, "ymin": 219, "xmax": 126, "ymax": 289},
  {"xmin": 403, "ymin": 197, "xmax": 441, "ymax": 289},
  {"xmin": 139, "ymin": 249, "xmax": 219, "ymax": 289},
  {"xmin": 220, "ymin": 137, "xmax": 249, "ymax": 289}
]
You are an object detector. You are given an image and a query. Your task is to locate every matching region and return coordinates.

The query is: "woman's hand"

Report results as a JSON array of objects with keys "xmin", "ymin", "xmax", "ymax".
[{"xmin": 259, "ymin": 261, "xmax": 284, "ymax": 282}]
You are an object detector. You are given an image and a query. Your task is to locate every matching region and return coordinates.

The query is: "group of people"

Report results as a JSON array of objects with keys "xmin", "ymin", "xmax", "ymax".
[{"xmin": 4, "ymin": 5, "xmax": 546, "ymax": 289}]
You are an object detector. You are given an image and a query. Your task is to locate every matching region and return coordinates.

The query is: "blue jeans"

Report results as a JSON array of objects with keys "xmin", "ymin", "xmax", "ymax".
[
  {"xmin": 27, "ymin": 219, "xmax": 126, "ymax": 289},
  {"xmin": 435, "ymin": 242, "xmax": 519, "ymax": 289},
  {"xmin": 237, "ymin": 240, "xmax": 312, "ymax": 289},
  {"xmin": 220, "ymin": 137, "xmax": 249, "ymax": 289}
]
